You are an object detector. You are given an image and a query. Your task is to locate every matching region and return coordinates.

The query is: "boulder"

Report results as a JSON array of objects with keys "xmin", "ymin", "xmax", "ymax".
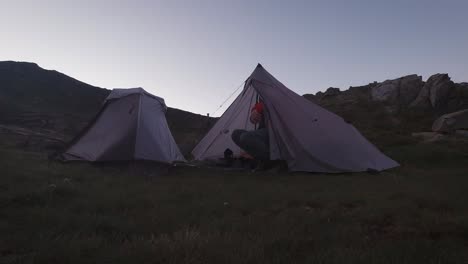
[
  {"xmin": 323, "ymin": 87, "xmax": 341, "ymax": 97},
  {"xmin": 410, "ymin": 86, "xmax": 431, "ymax": 109},
  {"xmin": 371, "ymin": 80, "xmax": 399, "ymax": 102},
  {"xmin": 429, "ymin": 74, "xmax": 454, "ymax": 108},
  {"xmin": 314, "ymin": 88, "xmax": 341, "ymax": 101},
  {"xmin": 447, "ymin": 83, "xmax": 468, "ymax": 112},
  {"xmin": 348, "ymin": 82, "xmax": 378, "ymax": 95},
  {"xmin": 432, "ymin": 109, "xmax": 468, "ymax": 133},
  {"xmin": 371, "ymin": 74, "xmax": 423, "ymax": 107},
  {"xmin": 411, "ymin": 132, "xmax": 446, "ymax": 143},
  {"xmin": 399, "ymin": 75, "xmax": 425, "ymax": 105},
  {"xmin": 411, "ymin": 74, "xmax": 455, "ymax": 110}
]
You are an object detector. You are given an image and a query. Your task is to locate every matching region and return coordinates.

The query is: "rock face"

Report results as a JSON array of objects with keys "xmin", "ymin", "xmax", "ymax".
[
  {"xmin": 349, "ymin": 83, "xmax": 376, "ymax": 95},
  {"xmin": 371, "ymin": 80, "xmax": 397, "ymax": 102},
  {"xmin": 448, "ymin": 83, "xmax": 468, "ymax": 112},
  {"xmin": 323, "ymin": 87, "xmax": 340, "ymax": 97},
  {"xmin": 366, "ymin": 73, "xmax": 468, "ymax": 114},
  {"xmin": 409, "ymin": 74, "xmax": 468, "ymax": 113},
  {"xmin": 429, "ymin": 74, "xmax": 454, "ymax": 108},
  {"xmin": 371, "ymin": 74, "xmax": 424, "ymax": 109},
  {"xmin": 411, "ymin": 74, "xmax": 453, "ymax": 109},
  {"xmin": 304, "ymin": 72, "xmax": 467, "ymax": 134},
  {"xmin": 312, "ymin": 88, "xmax": 340, "ymax": 101},
  {"xmin": 399, "ymin": 75, "xmax": 425, "ymax": 105}
]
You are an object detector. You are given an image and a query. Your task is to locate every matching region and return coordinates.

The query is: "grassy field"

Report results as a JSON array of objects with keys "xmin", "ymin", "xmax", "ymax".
[{"xmin": 1, "ymin": 136, "xmax": 468, "ymax": 263}]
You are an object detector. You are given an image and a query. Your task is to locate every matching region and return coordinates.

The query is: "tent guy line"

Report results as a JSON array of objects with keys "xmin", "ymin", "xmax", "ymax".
[{"xmin": 210, "ymin": 81, "xmax": 247, "ymax": 117}]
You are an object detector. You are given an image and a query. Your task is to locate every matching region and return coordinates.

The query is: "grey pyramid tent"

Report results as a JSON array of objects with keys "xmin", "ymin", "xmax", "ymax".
[
  {"xmin": 63, "ymin": 88, "xmax": 185, "ymax": 163},
  {"xmin": 432, "ymin": 109, "xmax": 468, "ymax": 133},
  {"xmin": 192, "ymin": 64, "xmax": 399, "ymax": 173}
]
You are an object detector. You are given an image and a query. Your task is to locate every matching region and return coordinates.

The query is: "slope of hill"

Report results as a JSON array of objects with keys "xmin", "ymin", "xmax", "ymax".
[
  {"xmin": 0, "ymin": 61, "xmax": 215, "ymax": 153},
  {"xmin": 304, "ymin": 74, "xmax": 468, "ymax": 147},
  {"xmin": 0, "ymin": 61, "xmax": 108, "ymax": 116}
]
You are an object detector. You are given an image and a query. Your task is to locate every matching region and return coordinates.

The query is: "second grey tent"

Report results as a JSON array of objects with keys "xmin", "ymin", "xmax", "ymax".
[
  {"xmin": 192, "ymin": 64, "xmax": 399, "ymax": 173},
  {"xmin": 63, "ymin": 88, "xmax": 185, "ymax": 163}
]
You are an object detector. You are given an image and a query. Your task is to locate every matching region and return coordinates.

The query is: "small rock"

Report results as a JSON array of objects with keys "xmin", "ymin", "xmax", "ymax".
[
  {"xmin": 432, "ymin": 109, "xmax": 468, "ymax": 132},
  {"xmin": 411, "ymin": 132, "xmax": 445, "ymax": 143}
]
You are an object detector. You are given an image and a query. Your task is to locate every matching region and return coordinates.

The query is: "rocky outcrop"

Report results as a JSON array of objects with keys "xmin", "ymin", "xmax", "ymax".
[
  {"xmin": 447, "ymin": 83, "xmax": 468, "ymax": 112},
  {"xmin": 399, "ymin": 75, "xmax": 425, "ymax": 105},
  {"xmin": 303, "ymin": 73, "xmax": 467, "ymax": 134},
  {"xmin": 307, "ymin": 73, "xmax": 467, "ymax": 115},
  {"xmin": 429, "ymin": 74, "xmax": 454, "ymax": 108},
  {"xmin": 302, "ymin": 93, "xmax": 318, "ymax": 103},
  {"xmin": 323, "ymin": 87, "xmax": 340, "ymax": 97},
  {"xmin": 410, "ymin": 74, "xmax": 454, "ymax": 110},
  {"xmin": 409, "ymin": 74, "xmax": 468, "ymax": 114},
  {"xmin": 370, "ymin": 74, "xmax": 424, "ymax": 110},
  {"xmin": 348, "ymin": 82, "xmax": 377, "ymax": 95},
  {"xmin": 364, "ymin": 73, "xmax": 468, "ymax": 114},
  {"xmin": 311, "ymin": 88, "xmax": 340, "ymax": 101},
  {"xmin": 371, "ymin": 80, "xmax": 399, "ymax": 102}
]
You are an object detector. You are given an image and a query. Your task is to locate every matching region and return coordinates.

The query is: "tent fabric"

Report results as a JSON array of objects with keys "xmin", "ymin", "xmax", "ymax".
[
  {"xmin": 63, "ymin": 88, "xmax": 185, "ymax": 163},
  {"xmin": 432, "ymin": 109, "xmax": 468, "ymax": 133},
  {"xmin": 192, "ymin": 85, "xmax": 258, "ymax": 160},
  {"xmin": 192, "ymin": 64, "xmax": 399, "ymax": 173}
]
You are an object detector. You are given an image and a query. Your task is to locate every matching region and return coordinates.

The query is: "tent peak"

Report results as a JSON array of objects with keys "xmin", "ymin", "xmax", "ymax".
[{"xmin": 106, "ymin": 87, "xmax": 165, "ymax": 105}]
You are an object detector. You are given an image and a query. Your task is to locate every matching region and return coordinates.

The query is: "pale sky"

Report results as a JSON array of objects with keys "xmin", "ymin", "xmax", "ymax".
[{"xmin": 1, "ymin": 0, "xmax": 467, "ymax": 115}]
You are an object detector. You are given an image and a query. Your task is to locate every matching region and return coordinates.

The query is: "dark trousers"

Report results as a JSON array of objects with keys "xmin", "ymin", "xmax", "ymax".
[{"xmin": 231, "ymin": 128, "xmax": 269, "ymax": 160}]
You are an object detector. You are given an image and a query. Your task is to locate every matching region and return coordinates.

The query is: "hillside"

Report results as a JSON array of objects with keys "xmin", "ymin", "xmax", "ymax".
[
  {"xmin": 0, "ymin": 61, "xmax": 215, "ymax": 153},
  {"xmin": 305, "ymin": 74, "xmax": 468, "ymax": 147},
  {"xmin": 0, "ymin": 61, "xmax": 108, "ymax": 116}
]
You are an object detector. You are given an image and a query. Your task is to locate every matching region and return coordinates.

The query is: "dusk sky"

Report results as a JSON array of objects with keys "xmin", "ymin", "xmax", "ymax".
[{"xmin": 1, "ymin": 0, "xmax": 467, "ymax": 115}]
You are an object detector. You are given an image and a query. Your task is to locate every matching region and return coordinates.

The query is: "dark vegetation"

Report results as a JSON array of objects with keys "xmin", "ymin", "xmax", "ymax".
[{"xmin": 1, "ymin": 136, "xmax": 468, "ymax": 263}]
